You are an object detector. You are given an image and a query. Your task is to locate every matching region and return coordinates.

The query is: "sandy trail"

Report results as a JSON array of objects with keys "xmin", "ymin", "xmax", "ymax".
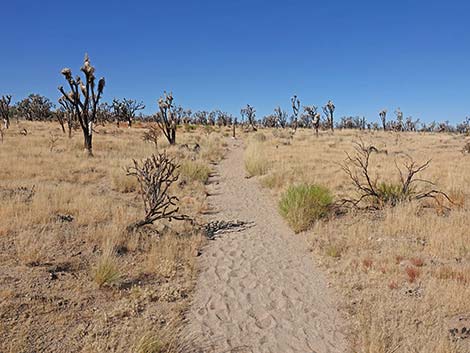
[{"xmin": 186, "ymin": 139, "xmax": 349, "ymax": 353}]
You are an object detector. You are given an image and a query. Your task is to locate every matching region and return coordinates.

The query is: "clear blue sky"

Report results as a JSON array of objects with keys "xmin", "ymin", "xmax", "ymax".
[{"xmin": 1, "ymin": 0, "xmax": 469, "ymax": 123}]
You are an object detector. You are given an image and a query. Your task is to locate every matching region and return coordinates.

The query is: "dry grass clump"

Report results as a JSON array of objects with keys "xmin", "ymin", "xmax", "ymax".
[
  {"xmin": 93, "ymin": 244, "xmax": 121, "ymax": 288},
  {"xmin": 244, "ymin": 141, "xmax": 270, "ymax": 177},
  {"xmin": 249, "ymin": 128, "xmax": 470, "ymax": 353},
  {"xmin": 133, "ymin": 333, "xmax": 164, "ymax": 353},
  {"xmin": 180, "ymin": 160, "xmax": 211, "ymax": 184},
  {"xmin": 279, "ymin": 184, "xmax": 333, "ymax": 233}
]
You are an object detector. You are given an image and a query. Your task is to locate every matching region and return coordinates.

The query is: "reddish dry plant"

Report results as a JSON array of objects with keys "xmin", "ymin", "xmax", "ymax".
[
  {"xmin": 362, "ymin": 258, "xmax": 373, "ymax": 271},
  {"xmin": 388, "ymin": 280, "xmax": 399, "ymax": 290},
  {"xmin": 410, "ymin": 257, "xmax": 425, "ymax": 267},
  {"xmin": 435, "ymin": 266, "xmax": 470, "ymax": 285},
  {"xmin": 405, "ymin": 266, "xmax": 420, "ymax": 283}
]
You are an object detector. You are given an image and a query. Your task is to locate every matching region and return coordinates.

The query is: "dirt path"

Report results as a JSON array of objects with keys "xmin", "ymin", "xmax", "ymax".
[{"xmin": 186, "ymin": 139, "xmax": 349, "ymax": 353}]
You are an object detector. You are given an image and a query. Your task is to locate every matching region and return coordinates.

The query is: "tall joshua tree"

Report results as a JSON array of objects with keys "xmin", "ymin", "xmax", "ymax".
[
  {"xmin": 379, "ymin": 109, "xmax": 387, "ymax": 131},
  {"xmin": 240, "ymin": 104, "xmax": 257, "ymax": 131},
  {"xmin": 58, "ymin": 54, "xmax": 105, "ymax": 156},
  {"xmin": 303, "ymin": 105, "xmax": 321, "ymax": 137},
  {"xmin": 0, "ymin": 95, "xmax": 12, "ymax": 129},
  {"xmin": 156, "ymin": 91, "xmax": 177, "ymax": 145},
  {"xmin": 323, "ymin": 100, "xmax": 335, "ymax": 132},
  {"xmin": 291, "ymin": 95, "xmax": 300, "ymax": 132}
]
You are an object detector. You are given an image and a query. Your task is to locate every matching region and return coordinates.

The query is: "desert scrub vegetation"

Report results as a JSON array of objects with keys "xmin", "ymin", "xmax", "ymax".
[
  {"xmin": 93, "ymin": 245, "xmax": 121, "ymax": 288},
  {"xmin": 0, "ymin": 121, "xmax": 225, "ymax": 352},
  {"xmin": 248, "ymin": 128, "xmax": 470, "ymax": 353},
  {"xmin": 279, "ymin": 184, "xmax": 333, "ymax": 233},
  {"xmin": 180, "ymin": 160, "xmax": 211, "ymax": 184},
  {"xmin": 244, "ymin": 140, "xmax": 270, "ymax": 177}
]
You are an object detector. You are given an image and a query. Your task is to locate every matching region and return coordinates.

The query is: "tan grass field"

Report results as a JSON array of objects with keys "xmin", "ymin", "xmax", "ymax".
[
  {"xmin": 2, "ymin": 122, "xmax": 470, "ymax": 353},
  {"xmin": 0, "ymin": 121, "xmax": 228, "ymax": 352},
  {"xmin": 244, "ymin": 128, "xmax": 470, "ymax": 352}
]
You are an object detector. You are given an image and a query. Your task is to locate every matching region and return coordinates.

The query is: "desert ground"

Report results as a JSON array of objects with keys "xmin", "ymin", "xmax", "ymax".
[{"xmin": 1, "ymin": 122, "xmax": 470, "ymax": 353}]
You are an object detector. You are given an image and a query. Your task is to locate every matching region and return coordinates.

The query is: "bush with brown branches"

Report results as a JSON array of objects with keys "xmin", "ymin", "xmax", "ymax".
[
  {"xmin": 340, "ymin": 140, "xmax": 451, "ymax": 209},
  {"xmin": 142, "ymin": 123, "xmax": 161, "ymax": 149},
  {"xmin": 126, "ymin": 152, "xmax": 188, "ymax": 230}
]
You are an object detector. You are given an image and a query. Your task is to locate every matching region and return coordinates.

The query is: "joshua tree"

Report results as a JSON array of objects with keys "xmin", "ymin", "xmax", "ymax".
[
  {"xmin": 112, "ymin": 98, "xmax": 145, "ymax": 128},
  {"xmin": 291, "ymin": 95, "xmax": 300, "ymax": 132},
  {"xmin": 58, "ymin": 54, "xmax": 106, "ymax": 156},
  {"xmin": 240, "ymin": 104, "xmax": 257, "ymax": 131},
  {"xmin": 394, "ymin": 108, "xmax": 404, "ymax": 131},
  {"xmin": 303, "ymin": 105, "xmax": 320, "ymax": 136},
  {"xmin": 16, "ymin": 94, "xmax": 53, "ymax": 121},
  {"xmin": 0, "ymin": 95, "xmax": 12, "ymax": 129},
  {"xmin": 58, "ymin": 96, "xmax": 76, "ymax": 138},
  {"xmin": 155, "ymin": 91, "xmax": 177, "ymax": 145},
  {"xmin": 379, "ymin": 109, "xmax": 387, "ymax": 130},
  {"xmin": 323, "ymin": 100, "xmax": 335, "ymax": 132},
  {"xmin": 274, "ymin": 106, "xmax": 288, "ymax": 128}
]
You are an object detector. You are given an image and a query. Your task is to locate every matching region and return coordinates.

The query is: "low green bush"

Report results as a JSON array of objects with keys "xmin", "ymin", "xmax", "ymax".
[{"xmin": 279, "ymin": 184, "xmax": 333, "ymax": 233}]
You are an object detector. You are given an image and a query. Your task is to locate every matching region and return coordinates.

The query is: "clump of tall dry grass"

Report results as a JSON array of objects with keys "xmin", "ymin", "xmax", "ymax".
[{"xmin": 244, "ymin": 141, "xmax": 270, "ymax": 177}]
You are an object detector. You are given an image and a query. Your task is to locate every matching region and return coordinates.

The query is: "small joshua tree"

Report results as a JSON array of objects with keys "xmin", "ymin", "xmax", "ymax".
[
  {"xmin": 155, "ymin": 91, "xmax": 177, "ymax": 145},
  {"xmin": 240, "ymin": 104, "xmax": 257, "ymax": 131},
  {"xmin": 126, "ymin": 152, "xmax": 187, "ymax": 229},
  {"xmin": 323, "ymin": 100, "xmax": 335, "ymax": 132},
  {"xmin": 394, "ymin": 108, "xmax": 404, "ymax": 131},
  {"xmin": 291, "ymin": 95, "xmax": 300, "ymax": 132},
  {"xmin": 0, "ymin": 95, "xmax": 12, "ymax": 129},
  {"xmin": 112, "ymin": 98, "xmax": 145, "ymax": 128},
  {"xmin": 58, "ymin": 96, "xmax": 75, "ymax": 138},
  {"xmin": 58, "ymin": 54, "xmax": 105, "ymax": 156},
  {"xmin": 303, "ymin": 105, "xmax": 321, "ymax": 137},
  {"xmin": 379, "ymin": 109, "xmax": 387, "ymax": 131}
]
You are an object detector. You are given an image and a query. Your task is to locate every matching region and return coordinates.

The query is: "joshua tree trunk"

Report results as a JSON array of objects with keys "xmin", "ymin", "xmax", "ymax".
[{"xmin": 83, "ymin": 129, "xmax": 93, "ymax": 156}]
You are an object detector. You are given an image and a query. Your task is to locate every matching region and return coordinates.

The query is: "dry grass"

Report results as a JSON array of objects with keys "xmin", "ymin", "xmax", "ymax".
[
  {"xmin": 0, "ymin": 121, "xmax": 225, "ymax": 352},
  {"xmin": 245, "ymin": 128, "xmax": 470, "ymax": 353},
  {"xmin": 244, "ymin": 140, "xmax": 270, "ymax": 177}
]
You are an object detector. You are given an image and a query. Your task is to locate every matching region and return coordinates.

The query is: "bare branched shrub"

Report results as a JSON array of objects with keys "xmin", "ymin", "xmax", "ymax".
[
  {"xmin": 58, "ymin": 54, "xmax": 106, "ymax": 156},
  {"xmin": 340, "ymin": 140, "xmax": 451, "ymax": 209},
  {"xmin": 126, "ymin": 152, "xmax": 187, "ymax": 230},
  {"xmin": 142, "ymin": 124, "xmax": 161, "ymax": 149},
  {"xmin": 0, "ymin": 95, "xmax": 12, "ymax": 129}
]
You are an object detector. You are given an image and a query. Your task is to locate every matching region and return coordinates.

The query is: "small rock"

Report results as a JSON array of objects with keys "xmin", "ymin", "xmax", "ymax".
[{"xmin": 448, "ymin": 314, "xmax": 470, "ymax": 341}]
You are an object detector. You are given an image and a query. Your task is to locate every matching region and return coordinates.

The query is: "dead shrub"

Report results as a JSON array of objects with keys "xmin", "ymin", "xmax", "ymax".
[
  {"xmin": 126, "ymin": 152, "xmax": 189, "ymax": 230},
  {"xmin": 340, "ymin": 140, "xmax": 452, "ymax": 209}
]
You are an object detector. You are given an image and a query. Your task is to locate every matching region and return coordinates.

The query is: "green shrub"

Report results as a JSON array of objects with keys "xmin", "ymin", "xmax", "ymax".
[
  {"xmin": 279, "ymin": 184, "xmax": 333, "ymax": 233},
  {"xmin": 180, "ymin": 160, "xmax": 211, "ymax": 184},
  {"xmin": 376, "ymin": 182, "xmax": 413, "ymax": 206}
]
